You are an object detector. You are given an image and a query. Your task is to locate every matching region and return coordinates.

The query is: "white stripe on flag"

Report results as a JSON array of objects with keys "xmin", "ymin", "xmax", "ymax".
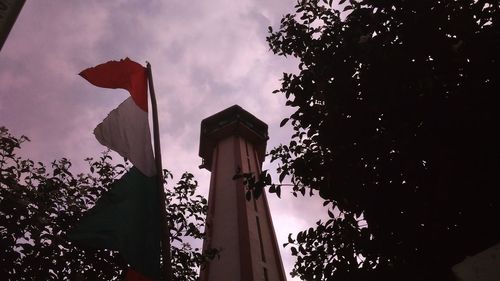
[{"xmin": 94, "ymin": 97, "xmax": 156, "ymax": 176}]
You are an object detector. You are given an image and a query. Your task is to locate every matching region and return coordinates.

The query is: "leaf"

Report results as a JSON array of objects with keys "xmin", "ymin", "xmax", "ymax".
[
  {"xmin": 279, "ymin": 172, "xmax": 287, "ymax": 183},
  {"xmin": 299, "ymin": 245, "xmax": 307, "ymax": 255},
  {"xmin": 343, "ymin": 5, "xmax": 353, "ymax": 11},
  {"xmin": 297, "ymin": 231, "xmax": 304, "ymax": 243},
  {"xmin": 328, "ymin": 209, "xmax": 335, "ymax": 218},
  {"xmin": 280, "ymin": 118, "xmax": 290, "ymax": 127},
  {"xmin": 265, "ymin": 173, "xmax": 272, "ymax": 185}
]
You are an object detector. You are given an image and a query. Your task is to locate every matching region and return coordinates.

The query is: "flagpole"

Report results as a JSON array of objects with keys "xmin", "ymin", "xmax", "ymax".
[{"xmin": 146, "ymin": 62, "xmax": 173, "ymax": 281}]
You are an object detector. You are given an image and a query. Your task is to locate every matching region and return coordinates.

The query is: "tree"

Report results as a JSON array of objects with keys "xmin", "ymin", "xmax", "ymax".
[
  {"xmin": 0, "ymin": 126, "xmax": 211, "ymax": 281},
  {"xmin": 264, "ymin": 0, "xmax": 500, "ymax": 280}
]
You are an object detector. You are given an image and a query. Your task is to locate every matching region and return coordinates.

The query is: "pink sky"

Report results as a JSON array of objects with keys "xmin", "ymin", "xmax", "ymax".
[{"xmin": 0, "ymin": 1, "xmax": 330, "ymax": 279}]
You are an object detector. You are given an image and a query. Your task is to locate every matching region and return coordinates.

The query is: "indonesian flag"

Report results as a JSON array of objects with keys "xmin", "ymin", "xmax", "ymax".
[{"xmin": 69, "ymin": 58, "xmax": 160, "ymax": 281}]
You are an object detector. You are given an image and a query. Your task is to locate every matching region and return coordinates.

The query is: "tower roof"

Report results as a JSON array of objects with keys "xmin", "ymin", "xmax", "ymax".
[{"xmin": 199, "ymin": 105, "xmax": 269, "ymax": 171}]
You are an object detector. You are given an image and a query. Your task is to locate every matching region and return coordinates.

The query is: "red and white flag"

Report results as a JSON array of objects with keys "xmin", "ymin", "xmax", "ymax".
[{"xmin": 80, "ymin": 58, "xmax": 156, "ymax": 176}]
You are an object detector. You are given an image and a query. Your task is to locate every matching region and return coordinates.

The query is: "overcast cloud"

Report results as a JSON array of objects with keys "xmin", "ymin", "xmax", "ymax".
[{"xmin": 0, "ymin": 1, "xmax": 330, "ymax": 279}]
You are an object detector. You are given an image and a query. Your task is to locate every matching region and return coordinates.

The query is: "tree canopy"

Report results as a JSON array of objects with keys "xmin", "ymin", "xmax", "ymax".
[
  {"xmin": 0, "ymin": 126, "xmax": 211, "ymax": 281},
  {"xmin": 264, "ymin": 0, "xmax": 500, "ymax": 280}
]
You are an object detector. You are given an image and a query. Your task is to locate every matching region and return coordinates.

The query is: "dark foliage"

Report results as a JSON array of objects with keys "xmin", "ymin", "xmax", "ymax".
[
  {"xmin": 0, "ymin": 127, "xmax": 210, "ymax": 281},
  {"xmin": 263, "ymin": 0, "xmax": 500, "ymax": 280}
]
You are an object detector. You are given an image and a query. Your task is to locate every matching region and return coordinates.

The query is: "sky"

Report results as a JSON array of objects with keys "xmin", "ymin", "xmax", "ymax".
[{"xmin": 0, "ymin": 1, "xmax": 330, "ymax": 279}]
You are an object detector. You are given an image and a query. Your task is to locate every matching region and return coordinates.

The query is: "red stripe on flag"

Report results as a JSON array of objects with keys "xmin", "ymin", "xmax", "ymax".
[
  {"xmin": 125, "ymin": 268, "xmax": 159, "ymax": 281},
  {"xmin": 79, "ymin": 58, "xmax": 148, "ymax": 112}
]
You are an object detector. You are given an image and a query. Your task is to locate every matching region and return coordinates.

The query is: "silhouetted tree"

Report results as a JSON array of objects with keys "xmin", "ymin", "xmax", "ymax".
[
  {"xmin": 262, "ymin": 0, "xmax": 499, "ymax": 280},
  {"xmin": 0, "ymin": 127, "xmax": 211, "ymax": 281}
]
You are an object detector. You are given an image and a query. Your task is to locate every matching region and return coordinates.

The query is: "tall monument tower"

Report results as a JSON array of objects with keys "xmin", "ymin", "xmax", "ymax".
[{"xmin": 199, "ymin": 105, "xmax": 287, "ymax": 281}]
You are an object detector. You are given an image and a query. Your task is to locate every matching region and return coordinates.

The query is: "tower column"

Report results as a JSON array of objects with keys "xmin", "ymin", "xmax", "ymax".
[{"xmin": 199, "ymin": 105, "xmax": 286, "ymax": 281}]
